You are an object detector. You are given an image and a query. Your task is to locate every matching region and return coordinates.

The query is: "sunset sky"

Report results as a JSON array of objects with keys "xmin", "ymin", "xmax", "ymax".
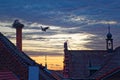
[{"xmin": 0, "ymin": 0, "xmax": 120, "ymax": 70}]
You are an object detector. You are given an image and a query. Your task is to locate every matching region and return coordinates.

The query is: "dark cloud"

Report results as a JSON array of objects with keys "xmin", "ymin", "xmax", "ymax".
[
  {"xmin": 25, "ymin": 51, "xmax": 63, "ymax": 56},
  {"xmin": 0, "ymin": 0, "xmax": 119, "ymax": 26},
  {"xmin": 0, "ymin": 0, "xmax": 120, "ymax": 51}
]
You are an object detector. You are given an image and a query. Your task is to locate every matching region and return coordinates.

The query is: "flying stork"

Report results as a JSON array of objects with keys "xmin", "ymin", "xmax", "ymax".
[{"xmin": 41, "ymin": 26, "xmax": 49, "ymax": 32}]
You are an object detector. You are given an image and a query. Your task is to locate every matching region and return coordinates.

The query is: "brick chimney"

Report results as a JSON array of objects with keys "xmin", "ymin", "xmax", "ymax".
[{"xmin": 12, "ymin": 20, "xmax": 24, "ymax": 51}]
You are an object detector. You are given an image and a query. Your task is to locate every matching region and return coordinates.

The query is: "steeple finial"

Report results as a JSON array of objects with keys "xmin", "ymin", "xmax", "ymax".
[
  {"xmin": 106, "ymin": 24, "xmax": 113, "ymax": 52},
  {"xmin": 108, "ymin": 24, "xmax": 110, "ymax": 33},
  {"xmin": 107, "ymin": 24, "xmax": 112, "ymax": 39}
]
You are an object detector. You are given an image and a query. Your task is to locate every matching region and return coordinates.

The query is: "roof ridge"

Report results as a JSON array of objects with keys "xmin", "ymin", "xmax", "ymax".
[{"xmin": 0, "ymin": 32, "xmax": 35, "ymax": 66}]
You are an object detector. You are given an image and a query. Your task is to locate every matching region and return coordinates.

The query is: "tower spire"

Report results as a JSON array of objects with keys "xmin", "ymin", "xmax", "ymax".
[{"xmin": 106, "ymin": 24, "xmax": 113, "ymax": 52}]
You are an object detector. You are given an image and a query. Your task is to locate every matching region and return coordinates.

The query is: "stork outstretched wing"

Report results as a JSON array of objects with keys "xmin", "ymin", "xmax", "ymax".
[{"xmin": 41, "ymin": 26, "xmax": 49, "ymax": 32}]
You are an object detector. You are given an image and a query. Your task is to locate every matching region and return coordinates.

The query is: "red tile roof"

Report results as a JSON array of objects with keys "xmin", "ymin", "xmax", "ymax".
[{"xmin": 0, "ymin": 68, "xmax": 19, "ymax": 80}]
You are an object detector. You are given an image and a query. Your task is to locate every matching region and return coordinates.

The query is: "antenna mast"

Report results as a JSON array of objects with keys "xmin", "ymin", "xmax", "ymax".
[{"xmin": 45, "ymin": 55, "xmax": 47, "ymax": 69}]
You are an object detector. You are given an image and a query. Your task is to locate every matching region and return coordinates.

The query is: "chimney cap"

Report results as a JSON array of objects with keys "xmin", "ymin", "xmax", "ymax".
[{"xmin": 12, "ymin": 19, "xmax": 24, "ymax": 28}]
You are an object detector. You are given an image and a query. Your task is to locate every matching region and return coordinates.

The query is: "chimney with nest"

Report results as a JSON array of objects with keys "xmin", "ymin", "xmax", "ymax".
[{"xmin": 12, "ymin": 20, "xmax": 24, "ymax": 51}]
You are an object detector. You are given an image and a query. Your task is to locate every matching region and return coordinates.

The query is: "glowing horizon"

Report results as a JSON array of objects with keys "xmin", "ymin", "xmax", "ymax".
[{"xmin": 30, "ymin": 55, "xmax": 64, "ymax": 70}]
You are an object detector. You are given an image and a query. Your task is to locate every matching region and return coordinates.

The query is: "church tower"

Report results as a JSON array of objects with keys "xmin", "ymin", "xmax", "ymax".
[{"xmin": 106, "ymin": 25, "xmax": 113, "ymax": 52}]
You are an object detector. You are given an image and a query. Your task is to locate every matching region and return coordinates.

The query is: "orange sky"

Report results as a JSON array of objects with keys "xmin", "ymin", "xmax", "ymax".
[{"xmin": 30, "ymin": 56, "xmax": 64, "ymax": 70}]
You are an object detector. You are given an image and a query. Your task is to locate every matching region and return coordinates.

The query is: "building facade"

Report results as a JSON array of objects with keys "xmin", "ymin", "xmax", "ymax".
[{"xmin": 63, "ymin": 28, "xmax": 120, "ymax": 80}]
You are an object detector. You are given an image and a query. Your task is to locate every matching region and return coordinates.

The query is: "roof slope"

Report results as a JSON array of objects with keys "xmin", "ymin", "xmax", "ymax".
[
  {"xmin": 89, "ymin": 48, "xmax": 120, "ymax": 79},
  {"xmin": 0, "ymin": 32, "xmax": 36, "ymax": 66},
  {"xmin": 0, "ymin": 32, "xmax": 56, "ymax": 80}
]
